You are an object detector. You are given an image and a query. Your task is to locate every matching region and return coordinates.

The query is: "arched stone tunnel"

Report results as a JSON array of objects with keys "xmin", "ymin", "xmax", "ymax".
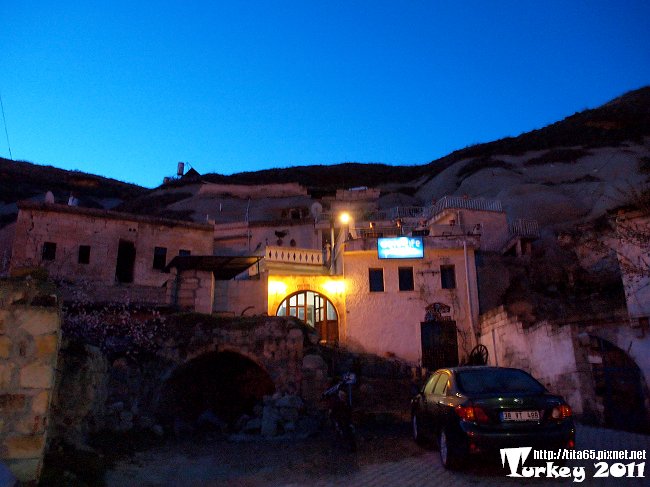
[{"xmin": 157, "ymin": 351, "xmax": 276, "ymax": 426}]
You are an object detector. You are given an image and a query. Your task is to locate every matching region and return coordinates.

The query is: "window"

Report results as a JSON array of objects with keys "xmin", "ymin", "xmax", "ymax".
[
  {"xmin": 423, "ymin": 373, "xmax": 441, "ymax": 396},
  {"xmin": 153, "ymin": 246, "xmax": 167, "ymax": 270},
  {"xmin": 398, "ymin": 267, "xmax": 414, "ymax": 291},
  {"xmin": 441, "ymin": 265, "xmax": 456, "ymax": 289},
  {"xmin": 369, "ymin": 268, "xmax": 384, "ymax": 292},
  {"xmin": 179, "ymin": 249, "xmax": 191, "ymax": 257},
  {"xmin": 78, "ymin": 245, "xmax": 91, "ymax": 264},
  {"xmin": 433, "ymin": 373, "xmax": 450, "ymax": 395},
  {"xmin": 42, "ymin": 242, "xmax": 56, "ymax": 261}
]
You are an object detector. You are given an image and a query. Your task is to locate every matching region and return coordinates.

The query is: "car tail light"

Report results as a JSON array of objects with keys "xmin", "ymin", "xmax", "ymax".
[
  {"xmin": 551, "ymin": 404, "xmax": 572, "ymax": 419},
  {"xmin": 455, "ymin": 404, "xmax": 490, "ymax": 424}
]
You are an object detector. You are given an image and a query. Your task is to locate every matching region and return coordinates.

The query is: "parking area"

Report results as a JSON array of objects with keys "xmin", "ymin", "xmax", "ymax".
[{"xmin": 104, "ymin": 422, "xmax": 649, "ymax": 486}]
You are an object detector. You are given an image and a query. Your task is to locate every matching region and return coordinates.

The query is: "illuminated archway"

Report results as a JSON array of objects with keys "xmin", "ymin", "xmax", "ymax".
[{"xmin": 276, "ymin": 290, "xmax": 338, "ymax": 343}]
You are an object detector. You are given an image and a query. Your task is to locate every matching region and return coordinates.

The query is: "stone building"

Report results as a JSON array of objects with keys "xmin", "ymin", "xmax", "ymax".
[
  {"xmin": 2, "ymin": 194, "xmax": 524, "ymax": 368},
  {"xmin": 3, "ymin": 201, "xmax": 213, "ymax": 303}
]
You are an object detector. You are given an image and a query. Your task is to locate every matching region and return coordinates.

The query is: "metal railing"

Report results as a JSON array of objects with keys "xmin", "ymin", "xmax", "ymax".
[
  {"xmin": 424, "ymin": 196, "xmax": 503, "ymax": 219},
  {"xmin": 508, "ymin": 219, "xmax": 540, "ymax": 238}
]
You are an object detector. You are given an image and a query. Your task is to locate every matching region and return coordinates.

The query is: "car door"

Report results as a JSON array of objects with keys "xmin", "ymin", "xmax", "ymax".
[
  {"xmin": 420, "ymin": 372, "xmax": 442, "ymax": 429},
  {"xmin": 430, "ymin": 371, "xmax": 451, "ymax": 433}
]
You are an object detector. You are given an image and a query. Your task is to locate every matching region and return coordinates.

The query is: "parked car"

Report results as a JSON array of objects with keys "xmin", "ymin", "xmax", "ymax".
[{"xmin": 411, "ymin": 366, "xmax": 575, "ymax": 469}]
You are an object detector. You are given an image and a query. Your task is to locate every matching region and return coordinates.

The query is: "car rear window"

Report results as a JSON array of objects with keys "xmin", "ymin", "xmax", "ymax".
[{"xmin": 456, "ymin": 369, "xmax": 545, "ymax": 394}]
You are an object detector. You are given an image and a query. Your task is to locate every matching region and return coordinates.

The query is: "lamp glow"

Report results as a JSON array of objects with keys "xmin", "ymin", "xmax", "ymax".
[
  {"xmin": 323, "ymin": 280, "xmax": 345, "ymax": 295},
  {"xmin": 268, "ymin": 280, "xmax": 287, "ymax": 296}
]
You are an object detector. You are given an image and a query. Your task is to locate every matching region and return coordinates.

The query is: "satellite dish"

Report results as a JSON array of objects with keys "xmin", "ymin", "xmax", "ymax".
[{"xmin": 310, "ymin": 202, "xmax": 323, "ymax": 221}]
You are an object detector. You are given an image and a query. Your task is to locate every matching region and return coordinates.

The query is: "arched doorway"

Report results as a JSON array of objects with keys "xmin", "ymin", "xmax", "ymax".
[
  {"xmin": 589, "ymin": 336, "xmax": 648, "ymax": 432},
  {"xmin": 276, "ymin": 291, "xmax": 339, "ymax": 343},
  {"xmin": 158, "ymin": 351, "xmax": 275, "ymax": 428}
]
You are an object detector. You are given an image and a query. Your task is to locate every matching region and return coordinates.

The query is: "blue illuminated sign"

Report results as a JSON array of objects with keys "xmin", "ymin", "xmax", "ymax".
[{"xmin": 377, "ymin": 237, "xmax": 424, "ymax": 259}]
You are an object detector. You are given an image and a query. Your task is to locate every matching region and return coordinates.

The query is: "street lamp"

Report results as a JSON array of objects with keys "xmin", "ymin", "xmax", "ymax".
[{"xmin": 330, "ymin": 211, "xmax": 351, "ymax": 274}]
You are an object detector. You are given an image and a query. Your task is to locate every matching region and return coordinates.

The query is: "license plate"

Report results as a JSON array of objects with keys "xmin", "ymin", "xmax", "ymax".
[{"xmin": 501, "ymin": 410, "xmax": 540, "ymax": 422}]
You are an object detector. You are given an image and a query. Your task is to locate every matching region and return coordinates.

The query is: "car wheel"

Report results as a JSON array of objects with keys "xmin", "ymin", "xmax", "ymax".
[{"xmin": 439, "ymin": 428, "xmax": 463, "ymax": 470}]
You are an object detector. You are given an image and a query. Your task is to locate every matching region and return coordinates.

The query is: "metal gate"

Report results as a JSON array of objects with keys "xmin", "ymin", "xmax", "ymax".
[{"xmin": 420, "ymin": 320, "xmax": 458, "ymax": 371}]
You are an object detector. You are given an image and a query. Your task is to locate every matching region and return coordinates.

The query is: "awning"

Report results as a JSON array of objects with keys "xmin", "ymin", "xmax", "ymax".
[{"xmin": 165, "ymin": 255, "xmax": 262, "ymax": 280}]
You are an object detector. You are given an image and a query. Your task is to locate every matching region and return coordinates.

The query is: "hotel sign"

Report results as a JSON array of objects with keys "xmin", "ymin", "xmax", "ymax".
[{"xmin": 377, "ymin": 237, "xmax": 424, "ymax": 259}]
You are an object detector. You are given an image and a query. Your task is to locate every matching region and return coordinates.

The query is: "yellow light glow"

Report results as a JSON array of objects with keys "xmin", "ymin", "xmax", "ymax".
[
  {"xmin": 339, "ymin": 212, "xmax": 351, "ymax": 224},
  {"xmin": 268, "ymin": 280, "xmax": 288, "ymax": 296},
  {"xmin": 323, "ymin": 280, "xmax": 345, "ymax": 295}
]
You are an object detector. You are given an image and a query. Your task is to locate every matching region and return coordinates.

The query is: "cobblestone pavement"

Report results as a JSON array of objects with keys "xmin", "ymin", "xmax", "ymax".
[{"xmin": 105, "ymin": 423, "xmax": 650, "ymax": 486}]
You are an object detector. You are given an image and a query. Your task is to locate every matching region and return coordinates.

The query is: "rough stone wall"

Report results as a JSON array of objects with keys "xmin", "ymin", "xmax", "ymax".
[
  {"xmin": 50, "ymin": 315, "xmax": 322, "ymax": 442},
  {"xmin": 58, "ymin": 280, "xmax": 166, "ymax": 306},
  {"xmin": 479, "ymin": 306, "xmax": 583, "ymax": 414},
  {"xmin": 10, "ymin": 203, "xmax": 213, "ymax": 288},
  {"xmin": 0, "ymin": 278, "xmax": 60, "ymax": 483},
  {"xmin": 167, "ymin": 269, "xmax": 215, "ymax": 314},
  {"xmin": 213, "ymin": 279, "xmax": 267, "ymax": 317}
]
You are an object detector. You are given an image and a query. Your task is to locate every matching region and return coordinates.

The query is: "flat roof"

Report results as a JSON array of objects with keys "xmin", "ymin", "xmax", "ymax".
[{"xmin": 18, "ymin": 201, "xmax": 213, "ymax": 232}]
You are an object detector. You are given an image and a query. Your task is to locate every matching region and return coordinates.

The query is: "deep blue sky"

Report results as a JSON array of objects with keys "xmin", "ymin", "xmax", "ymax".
[{"xmin": 2, "ymin": 1, "xmax": 649, "ymax": 188}]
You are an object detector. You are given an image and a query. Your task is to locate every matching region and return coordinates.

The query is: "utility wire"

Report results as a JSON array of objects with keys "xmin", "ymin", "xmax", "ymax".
[{"xmin": 0, "ymin": 89, "xmax": 12, "ymax": 160}]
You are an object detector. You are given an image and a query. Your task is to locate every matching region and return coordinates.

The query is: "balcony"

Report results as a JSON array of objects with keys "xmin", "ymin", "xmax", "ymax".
[
  {"xmin": 265, "ymin": 246, "xmax": 324, "ymax": 266},
  {"xmin": 425, "ymin": 196, "xmax": 503, "ymax": 219}
]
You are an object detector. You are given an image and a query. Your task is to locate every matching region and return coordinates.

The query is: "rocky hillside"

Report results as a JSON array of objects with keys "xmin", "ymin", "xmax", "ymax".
[
  {"xmin": 119, "ymin": 86, "xmax": 650, "ymax": 231},
  {"xmin": 2, "ymin": 86, "xmax": 649, "ymax": 230},
  {"xmin": 0, "ymin": 158, "xmax": 146, "ymax": 227}
]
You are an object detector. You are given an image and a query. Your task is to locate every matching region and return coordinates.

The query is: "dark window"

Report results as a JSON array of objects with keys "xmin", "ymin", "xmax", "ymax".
[
  {"xmin": 179, "ymin": 249, "xmax": 191, "ymax": 257},
  {"xmin": 398, "ymin": 267, "xmax": 414, "ymax": 291},
  {"xmin": 78, "ymin": 245, "xmax": 91, "ymax": 264},
  {"xmin": 369, "ymin": 268, "xmax": 384, "ymax": 292},
  {"xmin": 153, "ymin": 246, "xmax": 167, "ymax": 270},
  {"xmin": 441, "ymin": 265, "xmax": 456, "ymax": 289},
  {"xmin": 42, "ymin": 242, "xmax": 56, "ymax": 261}
]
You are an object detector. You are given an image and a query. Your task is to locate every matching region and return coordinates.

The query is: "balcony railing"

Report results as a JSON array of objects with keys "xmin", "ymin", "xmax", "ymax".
[
  {"xmin": 265, "ymin": 246, "xmax": 324, "ymax": 266},
  {"xmin": 508, "ymin": 219, "xmax": 540, "ymax": 238},
  {"xmin": 425, "ymin": 196, "xmax": 503, "ymax": 219}
]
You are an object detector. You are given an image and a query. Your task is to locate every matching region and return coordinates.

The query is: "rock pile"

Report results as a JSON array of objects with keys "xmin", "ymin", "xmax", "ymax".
[{"xmin": 230, "ymin": 393, "xmax": 321, "ymax": 441}]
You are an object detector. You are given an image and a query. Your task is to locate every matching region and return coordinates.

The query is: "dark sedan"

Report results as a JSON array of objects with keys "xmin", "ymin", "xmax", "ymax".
[{"xmin": 411, "ymin": 366, "xmax": 575, "ymax": 469}]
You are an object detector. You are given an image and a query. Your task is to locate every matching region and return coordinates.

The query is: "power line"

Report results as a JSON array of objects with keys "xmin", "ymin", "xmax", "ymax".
[{"xmin": 0, "ymin": 89, "xmax": 12, "ymax": 160}]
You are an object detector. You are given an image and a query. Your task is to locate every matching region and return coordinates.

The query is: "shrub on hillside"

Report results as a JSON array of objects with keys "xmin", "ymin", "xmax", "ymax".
[{"xmin": 524, "ymin": 148, "xmax": 591, "ymax": 166}]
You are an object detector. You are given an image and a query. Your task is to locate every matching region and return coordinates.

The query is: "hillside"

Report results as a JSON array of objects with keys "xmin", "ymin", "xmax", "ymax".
[
  {"xmin": 159, "ymin": 86, "xmax": 650, "ymax": 194},
  {"xmin": 0, "ymin": 158, "xmax": 146, "ymax": 227},
  {"xmin": 2, "ymin": 86, "xmax": 649, "ymax": 229},
  {"xmin": 122, "ymin": 86, "xmax": 649, "ymax": 230}
]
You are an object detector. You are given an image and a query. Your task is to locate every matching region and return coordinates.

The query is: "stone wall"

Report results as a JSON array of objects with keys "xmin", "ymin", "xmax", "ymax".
[
  {"xmin": 10, "ymin": 202, "xmax": 213, "ymax": 288},
  {"xmin": 167, "ymin": 269, "xmax": 215, "ymax": 314},
  {"xmin": 50, "ymin": 314, "xmax": 323, "ymax": 443},
  {"xmin": 213, "ymin": 279, "xmax": 267, "ymax": 317},
  {"xmin": 343, "ymin": 242, "xmax": 479, "ymax": 364},
  {"xmin": 479, "ymin": 306, "xmax": 584, "ymax": 415},
  {"xmin": 0, "ymin": 278, "xmax": 60, "ymax": 483}
]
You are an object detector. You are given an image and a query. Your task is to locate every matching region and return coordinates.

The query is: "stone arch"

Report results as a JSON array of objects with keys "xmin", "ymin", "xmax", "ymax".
[
  {"xmin": 275, "ymin": 290, "xmax": 339, "ymax": 344},
  {"xmin": 585, "ymin": 333, "xmax": 649, "ymax": 432},
  {"xmin": 157, "ymin": 350, "xmax": 276, "ymax": 427}
]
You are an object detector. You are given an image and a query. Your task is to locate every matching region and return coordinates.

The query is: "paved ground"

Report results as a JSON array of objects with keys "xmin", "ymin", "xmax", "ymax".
[{"xmin": 105, "ymin": 423, "xmax": 650, "ymax": 486}]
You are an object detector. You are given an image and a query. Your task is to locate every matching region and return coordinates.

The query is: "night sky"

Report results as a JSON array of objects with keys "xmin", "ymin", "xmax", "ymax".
[{"xmin": 2, "ymin": 1, "xmax": 649, "ymax": 187}]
